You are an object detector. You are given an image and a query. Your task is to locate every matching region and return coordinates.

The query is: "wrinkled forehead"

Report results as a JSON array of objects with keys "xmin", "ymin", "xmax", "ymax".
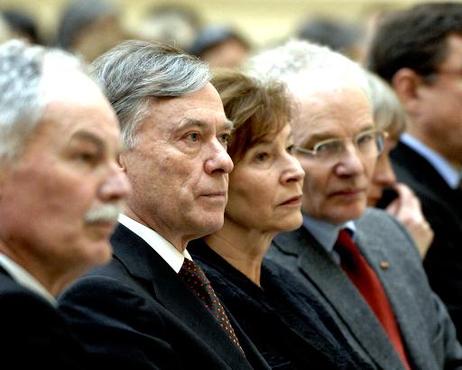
[{"xmin": 289, "ymin": 85, "xmax": 373, "ymax": 143}]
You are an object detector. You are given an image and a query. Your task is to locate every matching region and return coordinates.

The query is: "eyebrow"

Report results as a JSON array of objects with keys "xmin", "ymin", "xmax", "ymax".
[
  {"xmin": 69, "ymin": 130, "xmax": 124, "ymax": 154},
  {"xmin": 176, "ymin": 118, "xmax": 234, "ymax": 132},
  {"xmin": 70, "ymin": 130, "xmax": 104, "ymax": 148},
  {"xmin": 300, "ymin": 124, "xmax": 375, "ymax": 146}
]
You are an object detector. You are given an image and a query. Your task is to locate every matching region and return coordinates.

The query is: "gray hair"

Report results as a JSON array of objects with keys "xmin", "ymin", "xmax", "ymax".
[
  {"xmin": 246, "ymin": 39, "xmax": 370, "ymax": 100},
  {"xmin": 90, "ymin": 39, "xmax": 211, "ymax": 148},
  {"xmin": 0, "ymin": 39, "xmax": 84, "ymax": 161},
  {"xmin": 365, "ymin": 70, "xmax": 407, "ymax": 136}
]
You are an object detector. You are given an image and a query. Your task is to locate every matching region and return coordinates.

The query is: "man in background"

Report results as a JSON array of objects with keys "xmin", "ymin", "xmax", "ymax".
[{"xmin": 368, "ymin": 2, "xmax": 462, "ymax": 340}]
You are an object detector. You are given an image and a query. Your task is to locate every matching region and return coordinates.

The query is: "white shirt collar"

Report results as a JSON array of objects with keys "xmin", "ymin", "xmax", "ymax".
[
  {"xmin": 401, "ymin": 133, "xmax": 461, "ymax": 189},
  {"xmin": 0, "ymin": 253, "xmax": 57, "ymax": 307},
  {"xmin": 118, "ymin": 214, "xmax": 192, "ymax": 273}
]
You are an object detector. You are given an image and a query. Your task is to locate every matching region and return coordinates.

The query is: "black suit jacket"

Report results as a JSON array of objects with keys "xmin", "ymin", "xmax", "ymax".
[
  {"xmin": 59, "ymin": 224, "xmax": 269, "ymax": 370},
  {"xmin": 0, "ymin": 266, "xmax": 86, "ymax": 369},
  {"xmin": 189, "ymin": 239, "xmax": 373, "ymax": 370},
  {"xmin": 391, "ymin": 141, "xmax": 462, "ymax": 339}
]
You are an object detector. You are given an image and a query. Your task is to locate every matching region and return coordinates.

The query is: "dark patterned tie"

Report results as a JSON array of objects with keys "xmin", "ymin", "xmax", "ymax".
[
  {"xmin": 178, "ymin": 258, "xmax": 243, "ymax": 353},
  {"xmin": 335, "ymin": 229, "xmax": 411, "ymax": 370}
]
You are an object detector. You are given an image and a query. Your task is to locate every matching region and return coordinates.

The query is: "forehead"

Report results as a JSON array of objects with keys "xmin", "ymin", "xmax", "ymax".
[
  {"xmin": 35, "ymin": 86, "xmax": 120, "ymax": 150},
  {"xmin": 293, "ymin": 86, "xmax": 373, "ymax": 142},
  {"xmin": 145, "ymin": 83, "xmax": 228, "ymax": 132}
]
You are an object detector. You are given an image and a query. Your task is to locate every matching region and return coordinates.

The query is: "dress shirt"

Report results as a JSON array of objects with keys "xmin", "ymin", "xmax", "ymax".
[
  {"xmin": 401, "ymin": 133, "xmax": 461, "ymax": 189},
  {"xmin": 302, "ymin": 213, "xmax": 356, "ymax": 265},
  {"xmin": 0, "ymin": 253, "xmax": 57, "ymax": 306},
  {"xmin": 118, "ymin": 214, "xmax": 192, "ymax": 273}
]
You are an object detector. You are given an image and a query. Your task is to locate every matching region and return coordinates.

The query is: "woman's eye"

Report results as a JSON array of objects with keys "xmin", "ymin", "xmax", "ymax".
[{"xmin": 255, "ymin": 152, "xmax": 270, "ymax": 162}]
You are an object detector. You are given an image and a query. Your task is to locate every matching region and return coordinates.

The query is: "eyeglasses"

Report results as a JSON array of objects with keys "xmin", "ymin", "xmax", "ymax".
[{"xmin": 294, "ymin": 129, "xmax": 386, "ymax": 164}]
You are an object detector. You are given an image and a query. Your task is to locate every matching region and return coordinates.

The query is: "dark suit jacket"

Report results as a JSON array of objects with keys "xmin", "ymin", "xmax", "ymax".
[
  {"xmin": 0, "ymin": 266, "xmax": 86, "ymax": 369},
  {"xmin": 391, "ymin": 140, "xmax": 462, "ymax": 339},
  {"xmin": 59, "ymin": 223, "xmax": 269, "ymax": 370},
  {"xmin": 268, "ymin": 208, "xmax": 462, "ymax": 370},
  {"xmin": 189, "ymin": 239, "xmax": 373, "ymax": 370}
]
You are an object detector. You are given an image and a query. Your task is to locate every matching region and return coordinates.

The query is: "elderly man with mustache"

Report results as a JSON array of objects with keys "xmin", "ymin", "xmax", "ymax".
[{"xmin": 0, "ymin": 39, "xmax": 130, "ymax": 368}]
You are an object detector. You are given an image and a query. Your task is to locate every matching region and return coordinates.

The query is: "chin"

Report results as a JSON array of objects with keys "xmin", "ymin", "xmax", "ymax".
[{"xmin": 195, "ymin": 214, "xmax": 225, "ymax": 236}]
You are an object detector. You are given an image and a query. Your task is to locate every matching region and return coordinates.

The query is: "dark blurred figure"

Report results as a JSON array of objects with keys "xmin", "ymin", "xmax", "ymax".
[
  {"xmin": 368, "ymin": 2, "xmax": 462, "ymax": 340},
  {"xmin": 1, "ymin": 9, "xmax": 41, "ymax": 44},
  {"xmin": 135, "ymin": 4, "xmax": 202, "ymax": 51},
  {"xmin": 365, "ymin": 70, "xmax": 433, "ymax": 258},
  {"xmin": 189, "ymin": 25, "xmax": 250, "ymax": 69},
  {"xmin": 55, "ymin": 0, "xmax": 127, "ymax": 62},
  {"xmin": 296, "ymin": 16, "xmax": 365, "ymax": 61}
]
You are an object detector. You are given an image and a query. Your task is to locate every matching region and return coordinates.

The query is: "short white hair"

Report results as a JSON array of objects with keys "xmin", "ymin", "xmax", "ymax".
[
  {"xmin": 0, "ymin": 39, "xmax": 85, "ymax": 161},
  {"xmin": 246, "ymin": 39, "xmax": 370, "ymax": 100}
]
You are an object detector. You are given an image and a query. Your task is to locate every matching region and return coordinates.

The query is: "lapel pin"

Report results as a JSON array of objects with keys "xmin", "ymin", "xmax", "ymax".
[{"xmin": 379, "ymin": 261, "xmax": 390, "ymax": 270}]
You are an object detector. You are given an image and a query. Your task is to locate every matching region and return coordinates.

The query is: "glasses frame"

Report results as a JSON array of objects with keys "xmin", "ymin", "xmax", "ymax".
[{"xmin": 294, "ymin": 129, "xmax": 386, "ymax": 161}]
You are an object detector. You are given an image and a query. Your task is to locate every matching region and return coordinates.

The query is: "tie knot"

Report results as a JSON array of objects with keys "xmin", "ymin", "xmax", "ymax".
[{"xmin": 179, "ymin": 258, "xmax": 211, "ymax": 287}]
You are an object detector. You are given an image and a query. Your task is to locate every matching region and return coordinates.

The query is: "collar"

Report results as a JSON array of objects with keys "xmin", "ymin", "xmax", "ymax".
[
  {"xmin": 302, "ymin": 213, "xmax": 356, "ymax": 257},
  {"xmin": 118, "ymin": 214, "xmax": 192, "ymax": 273},
  {"xmin": 401, "ymin": 133, "xmax": 461, "ymax": 189},
  {"xmin": 0, "ymin": 253, "xmax": 57, "ymax": 307}
]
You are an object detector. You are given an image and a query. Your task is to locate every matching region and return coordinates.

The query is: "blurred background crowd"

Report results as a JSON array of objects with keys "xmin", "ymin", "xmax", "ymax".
[{"xmin": 0, "ymin": 0, "xmax": 428, "ymax": 66}]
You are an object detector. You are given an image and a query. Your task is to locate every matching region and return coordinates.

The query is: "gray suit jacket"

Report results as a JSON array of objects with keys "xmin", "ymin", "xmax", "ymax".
[{"xmin": 268, "ymin": 208, "xmax": 462, "ymax": 370}]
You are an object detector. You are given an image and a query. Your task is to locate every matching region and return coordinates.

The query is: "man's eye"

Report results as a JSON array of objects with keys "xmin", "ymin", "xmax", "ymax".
[
  {"xmin": 356, "ymin": 132, "xmax": 374, "ymax": 146},
  {"xmin": 76, "ymin": 151, "xmax": 98, "ymax": 164},
  {"xmin": 317, "ymin": 142, "xmax": 335, "ymax": 153},
  {"xmin": 287, "ymin": 144, "xmax": 296, "ymax": 154},
  {"xmin": 218, "ymin": 133, "xmax": 231, "ymax": 146},
  {"xmin": 185, "ymin": 132, "xmax": 200, "ymax": 142}
]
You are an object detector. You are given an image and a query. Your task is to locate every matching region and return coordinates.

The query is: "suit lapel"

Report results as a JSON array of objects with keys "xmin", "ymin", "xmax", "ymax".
[
  {"xmin": 110, "ymin": 224, "xmax": 253, "ymax": 368},
  {"xmin": 355, "ymin": 225, "xmax": 431, "ymax": 370},
  {"xmin": 274, "ymin": 227, "xmax": 405, "ymax": 369}
]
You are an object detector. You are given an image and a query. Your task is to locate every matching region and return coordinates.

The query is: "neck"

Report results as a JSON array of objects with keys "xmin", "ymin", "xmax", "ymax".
[
  {"xmin": 204, "ymin": 220, "xmax": 275, "ymax": 286},
  {"xmin": 0, "ymin": 242, "xmax": 85, "ymax": 297},
  {"xmin": 124, "ymin": 207, "xmax": 189, "ymax": 252},
  {"xmin": 407, "ymin": 125, "xmax": 462, "ymax": 168}
]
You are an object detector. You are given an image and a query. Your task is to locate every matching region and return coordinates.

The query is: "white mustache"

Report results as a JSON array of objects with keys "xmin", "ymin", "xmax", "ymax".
[{"xmin": 84, "ymin": 204, "xmax": 122, "ymax": 224}]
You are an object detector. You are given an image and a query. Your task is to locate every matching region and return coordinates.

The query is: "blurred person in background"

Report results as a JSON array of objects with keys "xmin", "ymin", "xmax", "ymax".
[
  {"xmin": 55, "ymin": 0, "xmax": 127, "ymax": 62},
  {"xmin": 1, "ymin": 9, "xmax": 42, "ymax": 44},
  {"xmin": 365, "ymin": 70, "xmax": 433, "ymax": 258},
  {"xmin": 189, "ymin": 69, "xmax": 371, "ymax": 370},
  {"xmin": 0, "ymin": 39, "xmax": 130, "ymax": 368},
  {"xmin": 248, "ymin": 39, "xmax": 462, "ymax": 370},
  {"xmin": 296, "ymin": 16, "xmax": 365, "ymax": 62},
  {"xmin": 368, "ymin": 2, "xmax": 462, "ymax": 340},
  {"xmin": 134, "ymin": 4, "xmax": 202, "ymax": 51},
  {"xmin": 189, "ymin": 25, "xmax": 251, "ymax": 69}
]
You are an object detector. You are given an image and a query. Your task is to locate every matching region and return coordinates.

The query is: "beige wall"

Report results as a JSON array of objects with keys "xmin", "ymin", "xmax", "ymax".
[{"xmin": 1, "ymin": 0, "xmax": 459, "ymax": 46}]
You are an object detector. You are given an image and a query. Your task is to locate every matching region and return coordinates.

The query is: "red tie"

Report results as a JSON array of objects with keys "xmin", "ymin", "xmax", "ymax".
[
  {"xmin": 178, "ymin": 258, "xmax": 244, "ymax": 353},
  {"xmin": 335, "ymin": 229, "xmax": 411, "ymax": 370}
]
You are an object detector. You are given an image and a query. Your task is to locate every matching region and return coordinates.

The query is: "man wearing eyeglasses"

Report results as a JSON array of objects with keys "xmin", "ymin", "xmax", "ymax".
[
  {"xmin": 368, "ymin": 3, "xmax": 462, "ymax": 343},
  {"xmin": 247, "ymin": 39, "xmax": 462, "ymax": 370}
]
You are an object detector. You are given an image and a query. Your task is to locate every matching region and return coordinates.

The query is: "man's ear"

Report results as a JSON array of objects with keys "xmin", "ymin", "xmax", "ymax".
[{"xmin": 391, "ymin": 68, "xmax": 424, "ymax": 112}]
